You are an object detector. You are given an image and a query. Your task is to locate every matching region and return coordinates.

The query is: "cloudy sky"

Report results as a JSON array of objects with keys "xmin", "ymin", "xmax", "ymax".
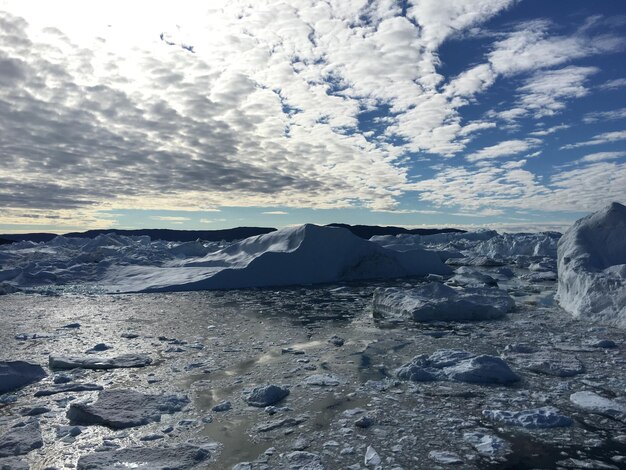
[{"xmin": 1, "ymin": 0, "xmax": 625, "ymax": 233}]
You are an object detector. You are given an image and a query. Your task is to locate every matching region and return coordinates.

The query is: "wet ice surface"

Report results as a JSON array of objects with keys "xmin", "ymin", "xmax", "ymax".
[{"xmin": 1, "ymin": 272, "xmax": 626, "ymax": 469}]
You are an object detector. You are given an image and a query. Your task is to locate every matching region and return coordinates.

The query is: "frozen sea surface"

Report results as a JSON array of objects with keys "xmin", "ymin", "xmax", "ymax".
[{"xmin": 1, "ymin": 269, "xmax": 626, "ymax": 469}]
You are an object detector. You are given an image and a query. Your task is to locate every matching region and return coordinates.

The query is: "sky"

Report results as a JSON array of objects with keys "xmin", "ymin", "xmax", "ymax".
[{"xmin": 0, "ymin": 0, "xmax": 625, "ymax": 234}]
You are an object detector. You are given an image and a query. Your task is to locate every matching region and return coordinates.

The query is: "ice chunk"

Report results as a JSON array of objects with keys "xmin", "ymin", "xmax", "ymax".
[
  {"xmin": 0, "ymin": 361, "xmax": 47, "ymax": 394},
  {"xmin": 76, "ymin": 444, "xmax": 210, "ymax": 469},
  {"xmin": 428, "ymin": 451, "xmax": 463, "ymax": 464},
  {"xmin": 49, "ymin": 354, "xmax": 152, "ymax": 370},
  {"xmin": 482, "ymin": 407, "xmax": 572, "ymax": 428},
  {"xmin": 557, "ymin": 202, "xmax": 626, "ymax": 327},
  {"xmin": 373, "ymin": 283, "xmax": 514, "ymax": 322},
  {"xmin": 396, "ymin": 350, "xmax": 519, "ymax": 385},
  {"xmin": 463, "ymin": 431, "xmax": 510, "ymax": 457},
  {"xmin": 447, "ymin": 267, "xmax": 498, "ymax": 288},
  {"xmin": 364, "ymin": 445, "xmax": 381, "ymax": 466},
  {"xmin": 67, "ymin": 389, "xmax": 189, "ymax": 429},
  {"xmin": 503, "ymin": 349, "xmax": 585, "ymax": 377},
  {"xmin": 0, "ymin": 421, "xmax": 43, "ymax": 457},
  {"xmin": 245, "ymin": 385, "xmax": 289, "ymax": 407},
  {"xmin": 570, "ymin": 391, "xmax": 626, "ymax": 421}
]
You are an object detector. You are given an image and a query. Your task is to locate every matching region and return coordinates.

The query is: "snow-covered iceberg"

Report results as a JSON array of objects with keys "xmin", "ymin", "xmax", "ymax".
[
  {"xmin": 103, "ymin": 224, "xmax": 452, "ymax": 292},
  {"xmin": 557, "ymin": 202, "xmax": 626, "ymax": 327}
]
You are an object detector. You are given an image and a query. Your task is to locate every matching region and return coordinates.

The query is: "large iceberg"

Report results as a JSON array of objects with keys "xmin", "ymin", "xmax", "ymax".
[
  {"xmin": 557, "ymin": 202, "xmax": 626, "ymax": 327},
  {"xmin": 103, "ymin": 224, "xmax": 451, "ymax": 292}
]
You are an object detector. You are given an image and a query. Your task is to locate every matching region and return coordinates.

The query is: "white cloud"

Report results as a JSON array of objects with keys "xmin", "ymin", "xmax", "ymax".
[
  {"xmin": 529, "ymin": 124, "xmax": 570, "ymax": 136},
  {"xmin": 411, "ymin": 161, "xmax": 626, "ymax": 214},
  {"xmin": 561, "ymin": 130, "xmax": 626, "ymax": 149},
  {"xmin": 583, "ymin": 107, "xmax": 626, "ymax": 123},
  {"xmin": 261, "ymin": 211, "xmax": 289, "ymax": 215},
  {"xmin": 466, "ymin": 139, "xmax": 541, "ymax": 162},
  {"xmin": 579, "ymin": 151, "xmax": 626, "ymax": 163},
  {"xmin": 0, "ymin": 1, "xmax": 623, "ymax": 228},
  {"xmin": 150, "ymin": 216, "xmax": 191, "ymax": 222},
  {"xmin": 600, "ymin": 77, "xmax": 626, "ymax": 90}
]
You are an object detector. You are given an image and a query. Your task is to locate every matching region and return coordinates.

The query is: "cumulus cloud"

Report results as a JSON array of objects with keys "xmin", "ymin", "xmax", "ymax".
[
  {"xmin": 412, "ymin": 161, "xmax": 626, "ymax": 214},
  {"xmin": 0, "ymin": 1, "xmax": 624, "ymax": 228}
]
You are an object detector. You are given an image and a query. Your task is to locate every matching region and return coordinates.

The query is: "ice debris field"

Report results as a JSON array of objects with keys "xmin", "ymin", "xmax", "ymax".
[{"xmin": 0, "ymin": 202, "xmax": 625, "ymax": 469}]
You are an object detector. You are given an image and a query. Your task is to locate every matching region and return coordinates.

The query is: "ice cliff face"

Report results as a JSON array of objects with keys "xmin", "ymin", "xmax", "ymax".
[{"xmin": 557, "ymin": 202, "xmax": 626, "ymax": 327}]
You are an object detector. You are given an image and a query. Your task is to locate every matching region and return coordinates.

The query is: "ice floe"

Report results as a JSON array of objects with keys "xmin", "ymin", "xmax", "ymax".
[
  {"xmin": 67, "ymin": 389, "xmax": 189, "ymax": 429},
  {"xmin": 482, "ymin": 407, "xmax": 572, "ymax": 428},
  {"xmin": 49, "ymin": 354, "xmax": 152, "ymax": 370},
  {"xmin": 0, "ymin": 361, "xmax": 46, "ymax": 394},
  {"xmin": 76, "ymin": 444, "xmax": 211, "ymax": 469},
  {"xmin": 557, "ymin": 202, "xmax": 626, "ymax": 327},
  {"xmin": 373, "ymin": 283, "xmax": 515, "ymax": 321},
  {"xmin": 396, "ymin": 349, "xmax": 520, "ymax": 384},
  {"xmin": 0, "ymin": 421, "xmax": 43, "ymax": 457}
]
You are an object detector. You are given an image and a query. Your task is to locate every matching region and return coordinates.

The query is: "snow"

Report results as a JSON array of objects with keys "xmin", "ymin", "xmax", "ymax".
[
  {"xmin": 557, "ymin": 202, "xmax": 626, "ymax": 327},
  {"xmin": 373, "ymin": 283, "xmax": 515, "ymax": 322},
  {"xmin": 0, "ymin": 224, "xmax": 451, "ymax": 293}
]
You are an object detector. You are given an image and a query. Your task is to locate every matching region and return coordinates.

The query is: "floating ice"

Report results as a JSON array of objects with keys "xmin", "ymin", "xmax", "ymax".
[
  {"xmin": 569, "ymin": 391, "xmax": 626, "ymax": 421},
  {"xmin": 0, "ymin": 421, "xmax": 43, "ymax": 457},
  {"xmin": 245, "ymin": 384, "xmax": 290, "ymax": 407},
  {"xmin": 373, "ymin": 283, "xmax": 515, "ymax": 322},
  {"xmin": 67, "ymin": 389, "xmax": 189, "ymax": 429},
  {"xmin": 0, "ymin": 361, "xmax": 46, "ymax": 394},
  {"xmin": 76, "ymin": 444, "xmax": 211, "ymax": 469},
  {"xmin": 482, "ymin": 407, "xmax": 572, "ymax": 428},
  {"xmin": 396, "ymin": 349, "xmax": 520, "ymax": 385},
  {"xmin": 557, "ymin": 202, "xmax": 626, "ymax": 327},
  {"xmin": 49, "ymin": 354, "xmax": 152, "ymax": 370}
]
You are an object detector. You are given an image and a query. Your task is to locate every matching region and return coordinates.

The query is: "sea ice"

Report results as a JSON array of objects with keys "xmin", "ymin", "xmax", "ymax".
[
  {"xmin": 569, "ymin": 391, "xmax": 626, "ymax": 421},
  {"xmin": 482, "ymin": 407, "xmax": 572, "ymax": 428},
  {"xmin": 67, "ymin": 389, "xmax": 189, "ymax": 429},
  {"xmin": 373, "ymin": 283, "xmax": 515, "ymax": 321},
  {"xmin": 0, "ymin": 361, "xmax": 47, "ymax": 394},
  {"xmin": 463, "ymin": 431, "xmax": 510, "ymax": 457},
  {"xmin": 76, "ymin": 444, "xmax": 211, "ymax": 469},
  {"xmin": 396, "ymin": 349, "xmax": 520, "ymax": 384},
  {"xmin": 49, "ymin": 353, "xmax": 152, "ymax": 370},
  {"xmin": 245, "ymin": 385, "xmax": 290, "ymax": 407},
  {"xmin": 557, "ymin": 202, "xmax": 626, "ymax": 327},
  {"xmin": 0, "ymin": 421, "xmax": 43, "ymax": 457}
]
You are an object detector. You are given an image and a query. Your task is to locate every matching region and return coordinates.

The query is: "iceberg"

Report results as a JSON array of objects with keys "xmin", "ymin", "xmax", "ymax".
[
  {"xmin": 557, "ymin": 202, "xmax": 626, "ymax": 327},
  {"xmin": 103, "ymin": 224, "xmax": 451, "ymax": 292},
  {"xmin": 373, "ymin": 283, "xmax": 515, "ymax": 321},
  {"xmin": 0, "ymin": 225, "xmax": 450, "ymax": 293}
]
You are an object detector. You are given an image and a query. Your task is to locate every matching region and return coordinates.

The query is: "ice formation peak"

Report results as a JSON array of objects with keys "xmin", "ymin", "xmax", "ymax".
[{"xmin": 557, "ymin": 201, "xmax": 626, "ymax": 327}]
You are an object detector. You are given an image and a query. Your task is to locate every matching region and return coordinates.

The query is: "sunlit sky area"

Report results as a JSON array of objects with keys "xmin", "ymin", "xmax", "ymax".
[{"xmin": 0, "ymin": 0, "xmax": 625, "ymax": 233}]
